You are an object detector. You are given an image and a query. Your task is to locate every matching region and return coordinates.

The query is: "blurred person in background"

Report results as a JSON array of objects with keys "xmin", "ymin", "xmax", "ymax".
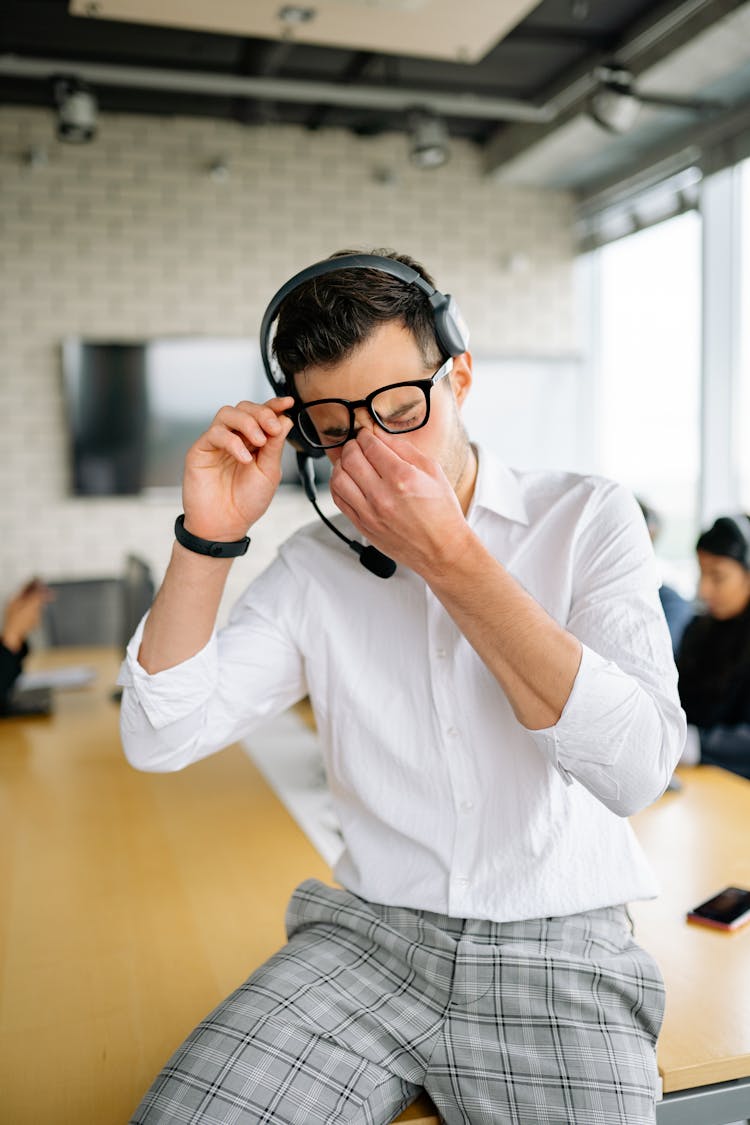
[
  {"xmin": 0, "ymin": 578, "xmax": 52, "ymax": 713},
  {"xmin": 677, "ymin": 514, "xmax": 750, "ymax": 779},
  {"xmin": 637, "ymin": 499, "xmax": 694, "ymax": 655}
]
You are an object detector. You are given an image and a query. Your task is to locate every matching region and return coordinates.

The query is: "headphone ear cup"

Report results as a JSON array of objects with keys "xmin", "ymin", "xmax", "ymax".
[{"xmin": 432, "ymin": 294, "xmax": 469, "ymax": 357}]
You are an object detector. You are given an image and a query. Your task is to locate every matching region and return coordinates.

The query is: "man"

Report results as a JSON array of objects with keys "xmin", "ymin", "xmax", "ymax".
[{"xmin": 120, "ymin": 250, "xmax": 686, "ymax": 1125}]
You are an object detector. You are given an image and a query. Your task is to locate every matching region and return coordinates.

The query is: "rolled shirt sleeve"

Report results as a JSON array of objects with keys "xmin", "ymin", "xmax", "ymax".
[
  {"xmin": 118, "ymin": 555, "xmax": 308, "ymax": 773},
  {"xmin": 528, "ymin": 644, "xmax": 685, "ymax": 815},
  {"xmin": 526, "ymin": 481, "xmax": 686, "ymax": 816}
]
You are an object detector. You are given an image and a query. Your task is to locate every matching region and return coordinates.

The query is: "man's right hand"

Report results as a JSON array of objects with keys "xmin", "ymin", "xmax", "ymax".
[{"xmin": 181, "ymin": 396, "xmax": 295, "ymax": 541}]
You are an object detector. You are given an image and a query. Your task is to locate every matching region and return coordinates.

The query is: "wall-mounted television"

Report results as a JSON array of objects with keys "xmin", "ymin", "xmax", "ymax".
[{"xmin": 62, "ymin": 337, "xmax": 328, "ymax": 495}]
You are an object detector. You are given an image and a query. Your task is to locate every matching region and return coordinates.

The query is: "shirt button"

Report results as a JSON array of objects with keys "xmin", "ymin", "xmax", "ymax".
[
  {"xmin": 460, "ymin": 800, "xmax": 474, "ymax": 812},
  {"xmin": 446, "ymin": 726, "xmax": 458, "ymax": 737},
  {"xmin": 436, "ymin": 648, "xmax": 446, "ymax": 658},
  {"xmin": 455, "ymin": 875, "xmax": 469, "ymax": 885}
]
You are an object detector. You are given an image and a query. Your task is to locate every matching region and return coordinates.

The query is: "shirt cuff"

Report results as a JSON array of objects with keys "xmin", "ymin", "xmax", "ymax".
[
  {"xmin": 679, "ymin": 724, "xmax": 701, "ymax": 766},
  {"xmin": 117, "ymin": 613, "xmax": 219, "ymax": 730},
  {"xmin": 524, "ymin": 644, "xmax": 630, "ymax": 797}
]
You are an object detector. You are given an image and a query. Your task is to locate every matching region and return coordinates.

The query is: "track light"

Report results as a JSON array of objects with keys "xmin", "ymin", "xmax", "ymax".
[
  {"xmin": 588, "ymin": 64, "xmax": 727, "ymax": 135},
  {"xmin": 53, "ymin": 76, "xmax": 98, "ymax": 143},
  {"xmin": 409, "ymin": 110, "xmax": 450, "ymax": 169},
  {"xmin": 588, "ymin": 67, "xmax": 640, "ymax": 134}
]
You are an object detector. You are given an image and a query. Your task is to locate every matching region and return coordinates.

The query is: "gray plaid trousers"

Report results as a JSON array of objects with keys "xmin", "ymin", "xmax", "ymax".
[{"xmin": 131, "ymin": 879, "xmax": 665, "ymax": 1125}]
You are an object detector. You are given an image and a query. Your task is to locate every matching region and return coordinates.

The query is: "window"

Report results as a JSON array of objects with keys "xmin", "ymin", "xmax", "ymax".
[
  {"xmin": 738, "ymin": 158, "xmax": 750, "ymax": 512},
  {"xmin": 594, "ymin": 211, "xmax": 702, "ymax": 588}
]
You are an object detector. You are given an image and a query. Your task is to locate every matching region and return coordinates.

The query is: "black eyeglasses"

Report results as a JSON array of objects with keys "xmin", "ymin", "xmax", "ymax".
[{"xmin": 295, "ymin": 357, "xmax": 453, "ymax": 450}]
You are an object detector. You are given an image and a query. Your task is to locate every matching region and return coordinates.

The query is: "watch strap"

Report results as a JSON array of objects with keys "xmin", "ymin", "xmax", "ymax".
[{"xmin": 174, "ymin": 514, "xmax": 250, "ymax": 558}]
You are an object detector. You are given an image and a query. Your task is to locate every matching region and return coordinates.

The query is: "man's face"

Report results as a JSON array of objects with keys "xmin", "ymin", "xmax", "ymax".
[{"xmin": 295, "ymin": 320, "xmax": 474, "ymax": 502}]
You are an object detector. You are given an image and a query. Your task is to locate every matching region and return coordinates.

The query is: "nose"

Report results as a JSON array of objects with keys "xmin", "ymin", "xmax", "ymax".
[
  {"xmin": 697, "ymin": 575, "xmax": 714, "ymax": 606},
  {"xmin": 351, "ymin": 405, "xmax": 377, "ymax": 437}
]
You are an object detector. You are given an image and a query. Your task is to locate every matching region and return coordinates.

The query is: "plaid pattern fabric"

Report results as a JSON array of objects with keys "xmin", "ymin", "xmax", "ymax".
[{"xmin": 131, "ymin": 879, "xmax": 665, "ymax": 1125}]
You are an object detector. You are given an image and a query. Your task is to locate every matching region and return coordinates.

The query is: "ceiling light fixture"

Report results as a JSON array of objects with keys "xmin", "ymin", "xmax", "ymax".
[
  {"xmin": 588, "ymin": 64, "xmax": 728, "ymax": 136},
  {"xmin": 588, "ymin": 67, "xmax": 641, "ymax": 134},
  {"xmin": 207, "ymin": 157, "xmax": 230, "ymax": 182},
  {"xmin": 409, "ymin": 110, "xmax": 449, "ymax": 169},
  {"xmin": 53, "ymin": 75, "xmax": 98, "ymax": 143},
  {"xmin": 277, "ymin": 5, "xmax": 316, "ymax": 25}
]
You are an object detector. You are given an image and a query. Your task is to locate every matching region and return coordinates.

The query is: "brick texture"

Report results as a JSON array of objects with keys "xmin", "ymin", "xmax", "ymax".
[{"xmin": 0, "ymin": 106, "xmax": 576, "ymax": 623}]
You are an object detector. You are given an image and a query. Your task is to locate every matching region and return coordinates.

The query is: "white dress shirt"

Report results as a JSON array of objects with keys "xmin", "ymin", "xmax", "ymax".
[{"xmin": 119, "ymin": 447, "xmax": 686, "ymax": 922}]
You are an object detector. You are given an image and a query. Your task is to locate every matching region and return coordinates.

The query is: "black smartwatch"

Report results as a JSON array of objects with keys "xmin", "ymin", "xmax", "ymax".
[{"xmin": 174, "ymin": 514, "xmax": 250, "ymax": 558}]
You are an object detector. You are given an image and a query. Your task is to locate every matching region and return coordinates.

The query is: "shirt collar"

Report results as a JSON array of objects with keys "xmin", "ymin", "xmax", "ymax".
[{"xmin": 469, "ymin": 444, "xmax": 529, "ymax": 526}]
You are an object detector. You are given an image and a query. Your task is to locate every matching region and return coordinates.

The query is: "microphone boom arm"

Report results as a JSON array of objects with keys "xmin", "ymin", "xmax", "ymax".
[{"xmin": 296, "ymin": 453, "xmax": 396, "ymax": 579}]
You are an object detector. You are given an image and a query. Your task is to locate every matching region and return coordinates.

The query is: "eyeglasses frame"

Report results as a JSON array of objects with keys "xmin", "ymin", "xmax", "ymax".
[{"xmin": 294, "ymin": 356, "xmax": 454, "ymax": 450}]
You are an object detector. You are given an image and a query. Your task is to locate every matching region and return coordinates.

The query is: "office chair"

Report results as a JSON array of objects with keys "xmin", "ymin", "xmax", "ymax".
[
  {"xmin": 41, "ymin": 555, "xmax": 155, "ymax": 649},
  {"xmin": 121, "ymin": 554, "xmax": 155, "ymax": 651},
  {"xmin": 42, "ymin": 577, "xmax": 124, "ymax": 647}
]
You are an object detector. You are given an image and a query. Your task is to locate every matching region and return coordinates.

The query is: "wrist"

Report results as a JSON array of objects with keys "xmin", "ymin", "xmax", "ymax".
[
  {"xmin": 1, "ymin": 631, "xmax": 23, "ymax": 653},
  {"xmin": 174, "ymin": 514, "xmax": 250, "ymax": 558},
  {"xmin": 419, "ymin": 519, "xmax": 477, "ymax": 583},
  {"xmin": 181, "ymin": 514, "xmax": 250, "ymax": 542}
]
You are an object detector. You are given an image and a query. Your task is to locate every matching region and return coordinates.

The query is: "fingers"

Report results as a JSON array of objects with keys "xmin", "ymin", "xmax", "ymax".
[
  {"xmin": 215, "ymin": 399, "xmax": 292, "ymax": 446},
  {"xmin": 197, "ymin": 398, "xmax": 294, "ymax": 464},
  {"xmin": 337, "ymin": 436, "xmax": 384, "ymax": 494},
  {"xmin": 23, "ymin": 582, "xmax": 53, "ymax": 607},
  {"xmin": 331, "ymin": 434, "xmax": 410, "ymax": 532},
  {"xmin": 357, "ymin": 427, "xmax": 436, "ymax": 476},
  {"xmin": 339, "ymin": 429, "xmax": 437, "ymax": 499},
  {"xmin": 328, "ymin": 480, "xmax": 362, "ymax": 529},
  {"xmin": 330, "ymin": 459, "xmax": 369, "ymax": 519}
]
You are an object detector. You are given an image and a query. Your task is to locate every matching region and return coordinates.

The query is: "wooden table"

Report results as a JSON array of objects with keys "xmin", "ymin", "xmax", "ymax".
[
  {"xmin": 0, "ymin": 648, "xmax": 331, "ymax": 1124},
  {"xmin": 630, "ymin": 766, "xmax": 750, "ymax": 1125},
  {"xmin": 1, "ymin": 648, "xmax": 749, "ymax": 1124}
]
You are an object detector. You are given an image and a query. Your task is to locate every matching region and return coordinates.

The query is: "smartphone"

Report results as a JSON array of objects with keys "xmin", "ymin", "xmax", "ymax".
[{"xmin": 687, "ymin": 886, "xmax": 750, "ymax": 931}]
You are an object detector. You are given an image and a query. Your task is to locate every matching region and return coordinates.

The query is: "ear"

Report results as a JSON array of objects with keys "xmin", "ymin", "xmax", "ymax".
[{"xmin": 449, "ymin": 351, "xmax": 472, "ymax": 407}]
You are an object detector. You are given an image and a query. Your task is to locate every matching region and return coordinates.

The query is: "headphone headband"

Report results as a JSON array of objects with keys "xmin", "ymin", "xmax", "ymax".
[
  {"xmin": 262, "ymin": 255, "xmax": 434, "ymax": 327},
  {"xmin": 261, "ymin": 253, "xmax": 468, "ymax": 381}
]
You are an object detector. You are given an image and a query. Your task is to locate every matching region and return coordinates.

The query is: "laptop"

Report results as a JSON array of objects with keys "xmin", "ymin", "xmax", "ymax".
[{"xmin": 3, "ymin": 685, "xmax": 54, "ymax": 718}]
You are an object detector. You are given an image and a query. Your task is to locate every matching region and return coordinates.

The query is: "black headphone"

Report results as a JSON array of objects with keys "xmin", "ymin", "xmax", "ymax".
[
  {"xmin": 257, "ymin": 253, "xmax": 470, "ymax": 580},
  {"xmin": 259, "ymin": 253, "xmax": 470, "ymax": 458}
]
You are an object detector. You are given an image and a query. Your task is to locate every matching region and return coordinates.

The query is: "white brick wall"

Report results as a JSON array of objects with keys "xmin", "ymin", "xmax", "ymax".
[{"xmin": 0, "ymin": 106, "xmax": 576, "ymax": 626}]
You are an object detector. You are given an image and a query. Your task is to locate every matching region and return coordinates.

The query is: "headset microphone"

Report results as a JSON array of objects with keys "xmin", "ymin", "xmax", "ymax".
[{"xmin": 296, "ymin": 454, "xmax": 397, "ymax": 579}]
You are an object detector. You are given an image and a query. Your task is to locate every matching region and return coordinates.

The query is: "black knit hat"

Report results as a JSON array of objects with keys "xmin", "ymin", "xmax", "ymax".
[{"xmin": 696, "ymin": 514, "xmax": 750, "ymax": 569}]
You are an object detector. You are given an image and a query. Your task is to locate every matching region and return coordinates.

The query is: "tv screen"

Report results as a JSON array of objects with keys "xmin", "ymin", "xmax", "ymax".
[{"xmin": 62, "ymin": 337, "xmax": 283, "ymax": 495}]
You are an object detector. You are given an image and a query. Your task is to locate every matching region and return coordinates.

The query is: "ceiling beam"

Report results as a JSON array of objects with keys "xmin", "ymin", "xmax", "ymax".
[
  {"xmin": 304, "ymin": 51, "xmax": 375, "ymax": 132},
  {"xmin": 0, "ymin": 51, "xmax": 556, "ymax": 124}
]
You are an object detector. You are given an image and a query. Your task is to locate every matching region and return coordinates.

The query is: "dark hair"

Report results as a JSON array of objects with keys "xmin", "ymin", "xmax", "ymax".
[
  {"xmin": 696, "ymin": 515, "xmax": 750, "ymax": 569},
  {"xmin": 272, "ymin": 247, "xmax": 442, "ymax": 378}
]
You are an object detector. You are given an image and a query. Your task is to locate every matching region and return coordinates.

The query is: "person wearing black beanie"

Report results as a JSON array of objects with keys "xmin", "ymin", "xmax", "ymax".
[{"xmin": 677, "ymin": 514, "xmax": 750, "ymax": 779}]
